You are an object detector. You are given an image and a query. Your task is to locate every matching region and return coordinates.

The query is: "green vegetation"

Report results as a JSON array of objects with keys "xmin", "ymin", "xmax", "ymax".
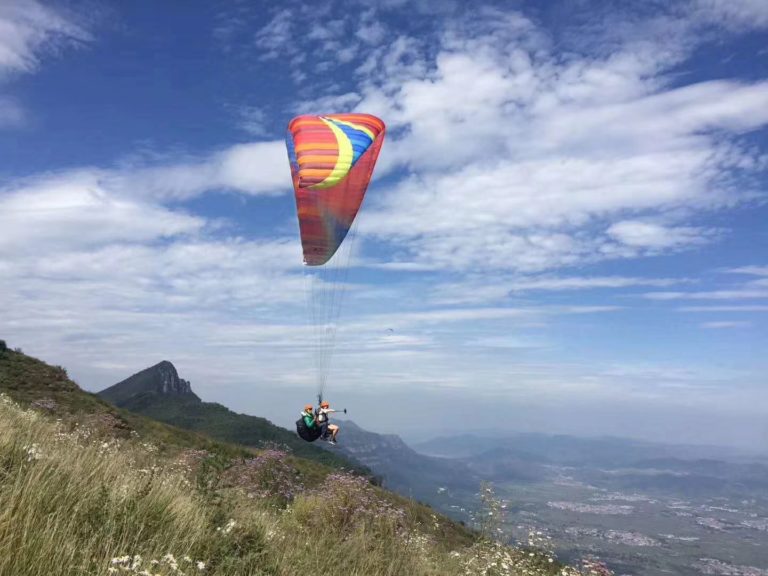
[
  {"xmin": 0, "ymin": 345, "xmax": 598, "ymax": 575},
  {"xmin": 0, "ymin": 347, "xmax": 357, "ymax": 470},
  {"xmin": 0, "ymin": 347, "xmax": 245, "ymax": 458}
]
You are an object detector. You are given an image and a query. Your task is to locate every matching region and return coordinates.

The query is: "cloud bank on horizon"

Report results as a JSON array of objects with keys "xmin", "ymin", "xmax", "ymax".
[{"xmin": 0, "ymin": 0, "xmax": 766, "ymax": 449}]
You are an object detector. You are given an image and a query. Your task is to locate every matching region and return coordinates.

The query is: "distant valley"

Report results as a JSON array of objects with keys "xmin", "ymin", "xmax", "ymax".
[
  {"xmin": 409, "ymin": 433, "xmax": 768, "ymax": 576},
  {"xmin": 99, "ymin": 361, "xmax": 768, "ymax": 576}
]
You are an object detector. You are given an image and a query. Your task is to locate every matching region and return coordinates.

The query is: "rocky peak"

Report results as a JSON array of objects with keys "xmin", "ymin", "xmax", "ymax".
[
  {"xmin": 98, "ymin": 360, "xmax": 200, "ymax": 406},
  {"xmin": 152, "ymin": 361, "xmax": 194, "ymax": 395}
]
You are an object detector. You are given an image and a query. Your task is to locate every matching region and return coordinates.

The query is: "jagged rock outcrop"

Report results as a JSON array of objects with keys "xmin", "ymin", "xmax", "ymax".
[{"xmin": 99, "ymin": 360, "xmax": 200, "ymax": 405}]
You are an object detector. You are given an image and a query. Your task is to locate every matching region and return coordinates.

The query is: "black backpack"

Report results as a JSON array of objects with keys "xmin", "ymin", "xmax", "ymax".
[{"xmin": 296, "ymin": 416, "xmax": 322, "ymax": 442}]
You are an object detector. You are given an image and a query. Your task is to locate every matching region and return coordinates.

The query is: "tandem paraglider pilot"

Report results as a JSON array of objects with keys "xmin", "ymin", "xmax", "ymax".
[
  {"xmin": 295, "ymin": 401, "xmax": 341, "ymax": 444},
  {"xmin": 316, "ymin": 400, "xmax": 340, "ymax": 445}
]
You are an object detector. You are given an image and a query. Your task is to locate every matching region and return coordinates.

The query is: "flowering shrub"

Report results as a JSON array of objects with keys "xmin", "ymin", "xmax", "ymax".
[
  {"xmin": 222, "ymin": 450, "xmax": 302, "ymax": 505},
  {"xmin": 174, "ymin": 449, "xmax": 210, "ymax": 476},
  {"xmin": 296, "ymin": 472, "xmax": 407, "ymax": 534}
]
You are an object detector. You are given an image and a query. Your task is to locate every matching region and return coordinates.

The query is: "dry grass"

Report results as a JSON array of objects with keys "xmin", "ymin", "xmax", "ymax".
[{"xmin": 0, "ymin": 394, "xmax": 606, "ymax": 576}]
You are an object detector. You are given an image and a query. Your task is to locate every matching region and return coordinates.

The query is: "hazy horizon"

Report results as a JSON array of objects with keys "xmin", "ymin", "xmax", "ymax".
[{"xmin": 63, "ymin": 356, "xmax": 767, "ymax": 457}]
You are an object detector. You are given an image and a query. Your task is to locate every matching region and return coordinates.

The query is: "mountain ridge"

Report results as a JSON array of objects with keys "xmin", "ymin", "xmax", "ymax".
[{"xmin": 97, "ymin": 360, "xmax": 366, "ymax": 472}]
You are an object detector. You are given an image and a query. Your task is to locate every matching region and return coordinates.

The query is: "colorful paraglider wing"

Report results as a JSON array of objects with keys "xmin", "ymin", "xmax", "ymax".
[{"xmin": 286, "ymin": 114, "xmax": 385, "ymax": 266}]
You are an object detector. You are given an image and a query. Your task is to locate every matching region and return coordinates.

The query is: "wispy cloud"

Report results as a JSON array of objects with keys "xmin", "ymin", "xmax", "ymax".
[
  {"xmin": 0, "ymin": 1, "xmax": 91, "ymax": 76},
  {"xmin": 335, "ymin": 8, "xmax": 768, "ymax": 274},
  {"xmin": 607, "ymin": 221, "xmax": 714, "ymax": 250},
  {"xmin": 0, "ymin": 170, "xmax": 205, "ymax": 256},
  {"xmin": 693, "ymin": 0, "xmax": 768, "ymax": 30},
  {"xmin": 726, "ymin": 265, "xmax": 768, "ymax": 276},
  {"xmin": 701, "ymin": 320, "xmax": 752, "ymax": 328},
  {"xmin": 653, "ymin": 265, "xmax": 768, "ymax": 301},
  {"xmin": 430, "ymin": 275, "xmax": 688, "ymax": 305},
  {"xmin": 644, "ymin": 289, "xmax": 768, "ymax": 300},
  {"xmin": 0, "ymin": 1, "xmax": 92, "ymax": 127},
  {"xmin": 108, "ymin": 141, "xmax": 288, "ymax": 200}
]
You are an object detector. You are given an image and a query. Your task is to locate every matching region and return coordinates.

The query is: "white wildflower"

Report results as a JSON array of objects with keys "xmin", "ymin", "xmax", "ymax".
[
  {"xmin": 217, "ymin": 519, "xmax": 236, "ymax": 534},
  {"xmin": 23, "ymin": 443, "xmax": 42, "ymax": 461}
]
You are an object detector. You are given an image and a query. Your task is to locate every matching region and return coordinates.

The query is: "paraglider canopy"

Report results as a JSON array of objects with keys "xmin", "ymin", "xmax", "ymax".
[
  {"xmin": 286, "ymin": 114, "xmax": 385, "ymax": 266},
  {"xmin": 286, "ymin": 112, "xmax": 385, "ymax": 409}
]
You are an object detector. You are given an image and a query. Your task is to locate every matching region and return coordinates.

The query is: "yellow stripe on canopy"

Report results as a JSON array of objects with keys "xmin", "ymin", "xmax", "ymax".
[{"xmin": 310, "ymin": 119, "xmax": 354, "ymax": 189}]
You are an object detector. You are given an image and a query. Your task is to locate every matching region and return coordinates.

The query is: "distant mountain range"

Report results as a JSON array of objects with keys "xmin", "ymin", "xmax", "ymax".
[
  {"xmin": 331, "ymin": 420, "xmax": 479, "ymax": 501},
  {"xmin": 415, "ymin": 432, "xmax": 768, "ymax": 497}
]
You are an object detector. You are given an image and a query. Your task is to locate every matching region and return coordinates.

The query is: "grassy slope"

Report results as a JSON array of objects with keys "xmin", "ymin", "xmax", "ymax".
[
  {"xmin": 0, "ymin": 348, "xmax": 225, "ymax": 453},
  {"xmin": 0, "ymin": 347, "xmax": 360, "ymax": 471},
  {"xmin": 0, "ymin": 345, "xmax": 578, "ymax": 576}
]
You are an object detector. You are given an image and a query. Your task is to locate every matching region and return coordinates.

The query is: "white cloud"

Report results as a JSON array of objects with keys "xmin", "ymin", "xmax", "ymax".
[
  {"xmin": 0, "ymin": 170, "xmax": 205, "ymax": 256},
  {"xmin": 341, "ymin": 11, "xmax": 768, "ymax": 273},
  {"xmin": 0, "ymin": 1, "xmax": 91, "ymax": 128},
  {"xmin": 254, "ymin": 8, "xmax": 294, "ymax": 60},
  {"xmin": 344, "ymin": 305, "xmax": 618, "ymax": 334},
  {"xmin": 108, "ymin": 141, "xmax": 288, "ymax": 200},
  {"xmin": 644, "ymin": 266, "xmax": 768, "ymax": 302},
  {"xmin": 233, "ymin": 105, "xmax": 269, "ymax": 136},
  {"xmin": 607, "ymin": 221, "xmax": 711, "ymax": 249},
  {"xmin": 694, "ymin": 0, "xmax": 768, "ymax": 30},
  {"xmin": 355, "ymin": 10, "xmax": 387, "ymax": 45},
  {"xmin": 508, "ymin": 275, "xmax": 685, "ymax": 292},
  {"xmin": 0, "ymin": 1, "xmax": 90, "ymax": 76}
]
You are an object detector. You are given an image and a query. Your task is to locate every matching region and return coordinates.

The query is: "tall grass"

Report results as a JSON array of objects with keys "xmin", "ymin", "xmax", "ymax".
[
  {"xmin": 0, "ymin": 395, "xmax": 602, "ymax": 576},
  {"xmin": 0, "ymin": 396, "xmax": 213, "ymax": 575}
]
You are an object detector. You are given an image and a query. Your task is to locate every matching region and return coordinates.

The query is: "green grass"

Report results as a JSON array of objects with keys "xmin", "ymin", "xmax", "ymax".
[
  {"xmin": 0, "ymin": 393, "xmax": 587, "ymax": 576},
  {"xmin": 0, "ymin": 347, "xmax": 249, "ymax": 460},
  {"xmin": 0, "ymin": 345, "xmax": 593, "ymax": 575}
]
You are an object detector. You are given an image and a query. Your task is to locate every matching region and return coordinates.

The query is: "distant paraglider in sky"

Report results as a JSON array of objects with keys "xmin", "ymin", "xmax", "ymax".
[{"xmin": 286, "ymin": 113, "xmax": 386, "ymax": 405}]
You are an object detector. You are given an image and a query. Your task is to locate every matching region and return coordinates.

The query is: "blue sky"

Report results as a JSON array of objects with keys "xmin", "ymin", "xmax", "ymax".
[{"xmin": 1, "ymin": 0, "xmax": 767, "ymax": 451}]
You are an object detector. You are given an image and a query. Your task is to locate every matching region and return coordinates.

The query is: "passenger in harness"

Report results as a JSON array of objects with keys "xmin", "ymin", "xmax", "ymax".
[
  {"xmin": 315, "ymin": 400, "xmax": 340, "ymax": 445},
  {"xmin": 296, "ymin": 404, "xmax": 322, "ymax": 442}
]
